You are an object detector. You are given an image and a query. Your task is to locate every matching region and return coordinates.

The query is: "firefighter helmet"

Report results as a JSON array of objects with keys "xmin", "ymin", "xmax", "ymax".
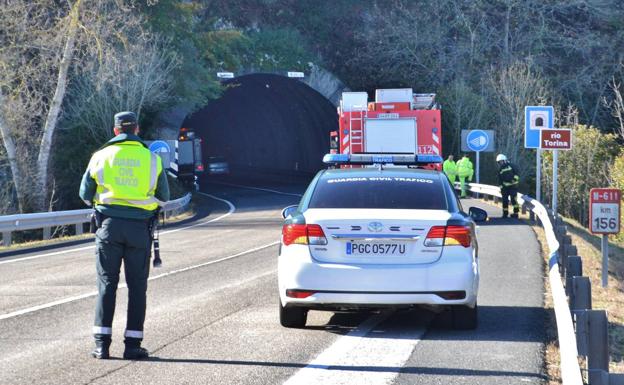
[{"xmin": 496, "ymin": 154, "xmax": 507, "ymax": 162}]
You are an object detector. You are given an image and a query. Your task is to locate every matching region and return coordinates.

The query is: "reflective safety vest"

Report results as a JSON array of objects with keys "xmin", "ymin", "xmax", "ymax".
[
  {"xmin": 457, "ymin": 157, "xmax": 474, "ymax": 179},
  {"xmin": 442, "ymin": 159, "xmax": 457, "ymax": 177},
  {"xmin": 88, "ymin": 141, "xmax": 162, "ymax": 211}
]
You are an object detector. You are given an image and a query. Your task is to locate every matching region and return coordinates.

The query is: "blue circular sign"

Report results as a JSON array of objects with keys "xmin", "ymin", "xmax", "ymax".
[
  {"xmin": 149, "ymin": 140, "xmax": 171, "ymax": 154},
  {"xmin": 466, "ymin": 130, "xmax": 489, "ymax": 152}
]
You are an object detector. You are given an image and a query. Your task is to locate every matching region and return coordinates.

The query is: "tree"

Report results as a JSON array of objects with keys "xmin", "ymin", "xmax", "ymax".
[
  {"xmin": 0, "ymin": 0, "xmax": 177, "ymax": 213},
  {"xmin": 488, "ymin": 61, "xmax": 549, "ymax": 183}
]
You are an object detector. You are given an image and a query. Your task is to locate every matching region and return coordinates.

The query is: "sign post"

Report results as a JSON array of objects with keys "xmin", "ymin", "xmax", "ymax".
[
  {"xmin": 590, "ymin": 188, "xmax": 621, "ymax": 287},
  {"xmin": 461, "ymin": 129, "xmax": 495, "ymax": 189},
  {"xmin": 538, "ymin": 128, "xmax": 572, "ymax": 214},
  {"xmin": 525, "ymin": 106, "xmax": 554, "ymax": 203}
]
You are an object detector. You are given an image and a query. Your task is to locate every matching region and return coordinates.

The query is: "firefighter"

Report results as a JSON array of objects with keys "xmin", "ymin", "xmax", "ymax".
[
  {"xmin": 79, "ymin": 111, "xmax": 169, "ymax": 360},
  {"xmin": 456, "ymin": 154, "xmax": 474, "ymax": 198},
  {"xmin": 496, "ymin": 153, "xmax": 520, "ymax": 218},
  {"xmin": 442, "ymin": 154, "xmax": 457, "ymax": 184}
]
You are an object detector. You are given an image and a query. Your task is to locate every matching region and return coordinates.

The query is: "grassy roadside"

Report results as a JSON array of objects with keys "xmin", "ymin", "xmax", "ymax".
[
  {"xmin": 477, "ymin": 196, "xmax": 623, "ymax": 382},
  {"xmin": 528, "ymin": 216, "xmax": 624, "ymax": 383}
]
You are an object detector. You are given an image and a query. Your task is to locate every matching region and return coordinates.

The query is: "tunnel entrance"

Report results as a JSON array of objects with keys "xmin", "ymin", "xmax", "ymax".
[{"xmin": 181, "ymin": 73, "xmax": 338, "ymax": 183}]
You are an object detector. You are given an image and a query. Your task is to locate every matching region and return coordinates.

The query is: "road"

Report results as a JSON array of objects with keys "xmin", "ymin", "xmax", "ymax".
[{"xmin": 0, "ymin": 182, "xmax": 548, "ymax": 385}]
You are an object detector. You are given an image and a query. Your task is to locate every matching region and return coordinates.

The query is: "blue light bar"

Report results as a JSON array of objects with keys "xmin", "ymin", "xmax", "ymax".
[
  {"xmin": 323, "ymin": 154, "xmax": 349, "ymax": 164},
  {"xmin": 415, "ymin": 155, "xmax": 443, "ymax": 164},
  {"xmin": 323, "ymin": 153, "xmax": 443, "ymax": 166},
  {"xmin": 371, "ymin": 155, "xmax": 394, "ymax": 163}
]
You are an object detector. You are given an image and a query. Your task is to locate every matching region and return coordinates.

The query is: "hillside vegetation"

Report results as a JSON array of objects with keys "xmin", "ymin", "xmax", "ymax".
[{"xmin": 1, "ymin": 0, "xmax": 623, "ymax": 226}]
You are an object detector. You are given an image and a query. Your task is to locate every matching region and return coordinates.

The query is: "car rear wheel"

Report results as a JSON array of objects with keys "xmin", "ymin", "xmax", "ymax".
[
  {"xmin": 279, "ymin": 302, "xmax": 308, "ymax": 328},
  {"xmin": 452, "ymin": 303, "xmax": 478, "ymax": 330}
]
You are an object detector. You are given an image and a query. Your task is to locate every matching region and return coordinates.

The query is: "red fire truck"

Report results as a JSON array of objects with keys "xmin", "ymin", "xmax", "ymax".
[{"xmin": 329, "ymin": 89, "xmax": 442, "ymax": 169}]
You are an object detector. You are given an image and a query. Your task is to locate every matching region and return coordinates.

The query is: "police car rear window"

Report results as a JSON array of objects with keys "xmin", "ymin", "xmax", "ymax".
[{"xmin": 308, "ymin": 175, "xmax": 447, "ymax": 210}]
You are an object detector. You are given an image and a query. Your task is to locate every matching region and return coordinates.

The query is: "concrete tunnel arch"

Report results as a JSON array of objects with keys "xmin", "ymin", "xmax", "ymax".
[{"xmin": 181, "ymin": 73, "xmax": 339, "ymax": 181}]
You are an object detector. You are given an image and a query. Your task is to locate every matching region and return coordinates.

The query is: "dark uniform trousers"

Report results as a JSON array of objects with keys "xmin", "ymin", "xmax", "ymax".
[
  {"xmin": 93, "ymin": 216, "xmax": 151, "ymax": 347},
  {"xmin": 501, "ymin": 186, "xmax": 520, "ymax": 216}
]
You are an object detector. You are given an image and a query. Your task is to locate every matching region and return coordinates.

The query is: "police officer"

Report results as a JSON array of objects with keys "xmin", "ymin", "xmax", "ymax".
[
  {"xmin": 456, "ymin": 154, "xmax": 474, "ymax": 198},
  {"xmin": 496, "ymin": 153, "xmax": 520, "ymax": 218},
  {"xmin": 442, "ymin": 154, "xmax": 457, "ymax": 184},
  {"xmin": 79, "ymin": 111, "xmax": 169, "ymax": 360}
]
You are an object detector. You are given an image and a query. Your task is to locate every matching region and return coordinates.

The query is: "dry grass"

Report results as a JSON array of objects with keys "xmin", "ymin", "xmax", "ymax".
[
  {"xmin": 559, "ymin": 217, "xmax": 624, "ymax": 373},
  {"xmin": 526, "ymin": 214, "xmax": 624, "ymax": 383},
  {"xmin": 480, "ymin": 196, "xmax": 624, "ymax": 381}
]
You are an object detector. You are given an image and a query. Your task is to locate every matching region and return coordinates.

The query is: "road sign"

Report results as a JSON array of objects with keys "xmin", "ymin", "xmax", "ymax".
[
  {"xmin": 466, "ymin": 130, "xmax": 489, "ymax": 152},
  {"xmin": 590, "ymin": 187, "xmax": 621, "ymax": 287},
  {"xmin": 525, "ymin": 106, "xmax": 553, "ymax": 148},
  {"xmin": 149, "ymin": 140, "xmax": 171, "ymax": 154},
  {"xmin": 148, "ymin": 140, "xmax": 172, "ymax": 169},
  {"xmin": 590, "ymin": 188, "xmax": 621, "ymax": 234},
  {"xmin": 540, "ymin": 129, "xmax": 572, "ymax": 150},
  {"xmin": 461, "ymin": 130, "xmax": 495, "ymax": 152}
]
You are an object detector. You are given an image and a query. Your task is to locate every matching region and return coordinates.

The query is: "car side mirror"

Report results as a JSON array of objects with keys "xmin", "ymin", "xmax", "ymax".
[
  {"xmin": 281, "ymin": 205, "xmax": 299, "ymax": 219},
  {"xmin": 468, "ymin": 207, "xmax": 488, "ymax": 222}
]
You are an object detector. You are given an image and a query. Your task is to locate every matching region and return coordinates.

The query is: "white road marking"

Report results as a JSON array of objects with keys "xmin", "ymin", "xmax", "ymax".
[
  {"xmin": 283, "ymin": 312, "xmax": 427, "ymax": 385},
  {"xmin": 0, "ymin": 245, "xmax": 95, "ymax": 266},
  {"xmin": 211, "ymin": 181, "xmax": 303, "ymax": 197},
  {"xmin": 0, "ymin": 241, "xmax": 278, "ymax": 321},
  {"xmin": 0, "ymin": 193, "xmax": 235, "ymax": 265}
]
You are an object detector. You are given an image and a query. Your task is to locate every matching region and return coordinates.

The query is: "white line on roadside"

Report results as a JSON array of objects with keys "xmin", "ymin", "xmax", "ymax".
[
  {"xmin": 283, "ymin": 311, "xmax": 427, "ymax": 385},
  {"xmin": 211, "ymin": 181, "xmax": 304, "ymax": 197},
  {"xmin": 0, "ymin": 241, "xmax": 278, "ymax": 321},
  {"xmin": 0, "ymin": 245, "xmax": 95, "ymax": 266},
  {"xmin": 0, "ymin": 193, "xmax": 235, "ymax": 266}
]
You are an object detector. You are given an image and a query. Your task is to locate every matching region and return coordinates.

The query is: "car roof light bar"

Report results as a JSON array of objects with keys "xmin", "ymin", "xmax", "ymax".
[{"xmin": 322, "ymin": 153, "xmax": 442, "ymax": 166}]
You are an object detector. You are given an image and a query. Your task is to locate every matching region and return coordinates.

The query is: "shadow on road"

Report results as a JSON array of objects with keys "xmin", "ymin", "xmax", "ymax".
[
  {"xmin": 141, "ymin": 356, "xmax": 546, "ymax": 379},
  {"xmin": 299, "ymin": 305, "xmax": 553, "ymax": 344}
]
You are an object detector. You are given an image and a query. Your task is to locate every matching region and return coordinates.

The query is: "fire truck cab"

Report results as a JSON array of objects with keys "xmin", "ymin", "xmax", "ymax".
[{"xmin": 330, "ymin": 89, "xmax": 442, "ymax": 169}]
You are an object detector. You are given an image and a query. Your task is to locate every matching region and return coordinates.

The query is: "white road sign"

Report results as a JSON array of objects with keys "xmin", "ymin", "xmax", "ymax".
[{"xmin": 590, "ymin": 188, "xmax": 621, "ymax": 234}]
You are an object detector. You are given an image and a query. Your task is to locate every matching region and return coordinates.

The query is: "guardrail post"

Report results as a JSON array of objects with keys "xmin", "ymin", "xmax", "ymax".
[
  {"xmin": 588, "ymin": 370, "xmax": 609, "ymax": 385},
  {"xmin": 2, "ymin": 231, "xmax": 11, "ymax": 247},
  {"xmin": 43, "ymin": 227, "xmax": 51, "ymax": 240},
  {"xmin": 608, "ymin": 373, "xmax": 624, "ymax": 385},
  {"xmin": 75, "ymin": 223, "xmax": 83, "ymax": 235},
  {"xmin": 562, "ymin": 245, "xmax": 577, "ymax": 277},
  {"xmin": 585, "ymin": 310, "xmax": 609, "ymax": 384},
  {"xmin": 570, "ymin": 276, "xmax": 592, "ymax": 315},
  {"xmin": 565, "ymin": 256, "xmax": 583, "ymax": 296}
]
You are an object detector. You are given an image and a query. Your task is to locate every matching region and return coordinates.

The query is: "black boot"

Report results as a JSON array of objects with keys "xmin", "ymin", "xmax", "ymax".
[
  {"xmin": 124, "ymin": 337, "xmax": 148, "ymax": 360},
  {"xmin": 123, "ymin": 346, "xmax": 149, "ymax": 360},
  {"xmin": 91, "ymin": 340, "xmax": 110, "ymax": 359},
  {"xmin": 510, "ymin": 213, "xmax": 519, "ymax": 218}
]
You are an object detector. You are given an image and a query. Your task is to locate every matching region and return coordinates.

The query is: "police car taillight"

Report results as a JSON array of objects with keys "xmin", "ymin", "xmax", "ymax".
[
  {"xmin": 282, "ymin": 224, "xmax": 328, "ymax": 246},
  {"xmin": 424, "ymin": 226, "xmax": 471, "ymax": 248}
]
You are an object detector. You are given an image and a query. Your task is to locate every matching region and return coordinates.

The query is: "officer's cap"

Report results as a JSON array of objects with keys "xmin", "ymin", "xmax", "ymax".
[{"xmin": 114, "ymin": 111, "xmax": 137, "ymax": 129}]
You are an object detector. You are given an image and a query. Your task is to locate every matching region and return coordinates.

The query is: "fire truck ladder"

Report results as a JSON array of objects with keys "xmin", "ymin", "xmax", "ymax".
[{"xmin": 349, "ymin": 105, "xmax": 367, "ymax": 154}]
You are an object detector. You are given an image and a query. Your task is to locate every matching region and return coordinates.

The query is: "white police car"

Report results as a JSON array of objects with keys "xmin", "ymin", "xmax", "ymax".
[{"xmin": 278, "ymin": 154, "xmax": 486, "ymax": 329}]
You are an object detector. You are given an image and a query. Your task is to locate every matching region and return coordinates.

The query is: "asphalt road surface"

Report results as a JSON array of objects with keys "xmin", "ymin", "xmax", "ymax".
[{"xmin": 0, "ymin": 182, "xmax": 548, "ymax": 385}]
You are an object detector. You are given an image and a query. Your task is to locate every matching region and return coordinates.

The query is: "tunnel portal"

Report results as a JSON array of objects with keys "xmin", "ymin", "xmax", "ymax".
[{"xmin": 182, "ymin": 73, "xmax": 339, "ymax": 182}]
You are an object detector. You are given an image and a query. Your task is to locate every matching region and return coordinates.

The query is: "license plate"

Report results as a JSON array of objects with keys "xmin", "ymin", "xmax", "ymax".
[{"xmin": 346, "ymin": 242, "xmax": 406, "ymax": 255}]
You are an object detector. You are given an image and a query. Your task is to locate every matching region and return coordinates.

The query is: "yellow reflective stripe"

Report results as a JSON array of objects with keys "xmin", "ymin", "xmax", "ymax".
[
  {"xmin": 149, "ymin": 153, "xmax": 158, "ymax": 192},
  {"xmin": 99, "ymin": 196, "xmax": 164, "ymax": 207}
]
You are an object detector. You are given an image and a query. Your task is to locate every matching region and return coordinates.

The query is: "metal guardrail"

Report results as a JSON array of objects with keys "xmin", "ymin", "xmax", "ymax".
[
  {"xmin": 464, "ymin": 183, "xmax": 623, "ymax": 385},
  {"xmin": 0, "ymin": 193, "xmax": 192, "ymax": 247}
]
